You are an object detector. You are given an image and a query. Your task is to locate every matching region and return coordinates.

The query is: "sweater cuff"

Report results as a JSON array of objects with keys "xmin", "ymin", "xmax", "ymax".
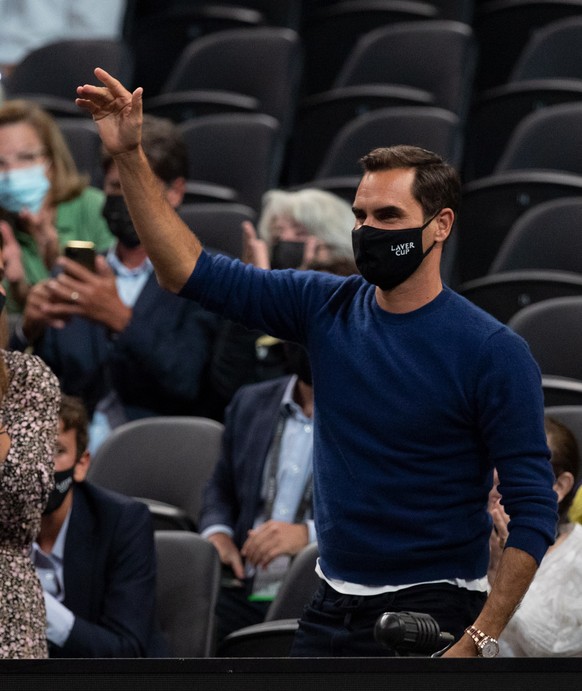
[
  {"xmin": 178, "ymin": 250, "xmax": 211, "ymax": 298},
  {"xmin": 506, "ymin": 524, "xmax": 555, "ymax": 565}
]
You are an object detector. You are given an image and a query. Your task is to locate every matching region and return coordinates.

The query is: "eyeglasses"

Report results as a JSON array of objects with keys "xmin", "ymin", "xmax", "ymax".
[{"xmin": 0, "ymin": 149, "xmax": 47, "ymax": 172}]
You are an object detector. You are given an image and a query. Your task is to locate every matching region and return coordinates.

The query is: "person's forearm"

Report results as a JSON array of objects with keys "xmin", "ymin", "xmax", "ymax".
[
  {"xmin": 114, "ymin": 146, "xmax": 203, "ymax": 293},
  {"xmin": 446, "ymin": 546, "xmax": 538, "ymax": 656},
  {"xmin": 475, "ymin": 546, "xmax": 537, "ymax": 637}
]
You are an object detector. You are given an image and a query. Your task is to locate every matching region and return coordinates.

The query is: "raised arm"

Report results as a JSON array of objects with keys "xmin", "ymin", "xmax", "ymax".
[{"xmin": 76, "ymin": 68, "xmax": 201, "ymax": 293}]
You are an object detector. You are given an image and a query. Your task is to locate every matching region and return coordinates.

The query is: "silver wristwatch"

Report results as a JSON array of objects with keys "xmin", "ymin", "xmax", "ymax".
[{"xmin": 464, "ymin": 625, "xmax": 500, "ymax": 658}]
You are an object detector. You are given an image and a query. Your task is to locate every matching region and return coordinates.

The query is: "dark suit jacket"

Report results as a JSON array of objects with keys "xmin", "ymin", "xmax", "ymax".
[
  {"xmin": 11, "ymin": 272, "xmax": 219, "ymax": 419},
  {"xmin": 198, "ymin": 376, "xmax": 293, "ymax": 548},
  {"xmin": 51, "ymin": 482, "xmax": 164, "ymax": 658}
]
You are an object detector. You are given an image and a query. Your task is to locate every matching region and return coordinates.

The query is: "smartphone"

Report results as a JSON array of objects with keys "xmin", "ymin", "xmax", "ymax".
[{"xmin": 64, "ymin": 241, "xmax": 96, "ymax": 272}]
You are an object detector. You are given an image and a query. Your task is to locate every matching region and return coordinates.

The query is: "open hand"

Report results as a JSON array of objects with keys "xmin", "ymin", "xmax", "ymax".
[{"xmin": 76, "ymin": 67, "xmax": 143, "ymax": 157}]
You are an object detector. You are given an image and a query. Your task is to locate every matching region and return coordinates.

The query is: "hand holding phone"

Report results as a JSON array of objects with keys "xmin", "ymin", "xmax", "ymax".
[{"xmin": 64, "ymin": 241, "xmax": 96, "ymax": 272}]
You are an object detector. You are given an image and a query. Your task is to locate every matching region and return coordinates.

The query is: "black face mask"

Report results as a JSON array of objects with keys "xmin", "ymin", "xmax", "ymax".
[
  {"xmin": 43, "ymin": 466, "xmax": 75, "ymax": 515},
  {"xmin": 351, "ymin": 214, "xmax": 438, "ymax": 290},
  {"xmin": 283, "ymin": 342, "xmax": 312, "ymax": 386},
  {"xmin": 102, "ymin": 195, "xmax": 141, "ymax": 249},
  {"xmin": 271, "ymin": 240, "xmax": 305, "ymax": 269}
]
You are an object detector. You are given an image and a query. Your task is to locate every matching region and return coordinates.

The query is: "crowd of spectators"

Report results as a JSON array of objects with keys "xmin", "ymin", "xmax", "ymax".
[{"xmin": 1, "ymin": 0, "xmax": 582, "ymax": 661}]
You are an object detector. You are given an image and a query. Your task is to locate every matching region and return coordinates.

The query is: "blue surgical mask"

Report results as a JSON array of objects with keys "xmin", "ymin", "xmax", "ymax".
[{"xmin": 0, "ymin": 164, "xmax": 51, "ymax": 214}]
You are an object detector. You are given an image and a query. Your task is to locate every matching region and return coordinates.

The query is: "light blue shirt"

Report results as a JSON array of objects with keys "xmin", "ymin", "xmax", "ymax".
[
  {"xmin": 257, "ymin": 375, "xmax": 314, "ymax": 534},
  {"xmin": 31, "ymin": 509, "xmax": 75, "ymax": 647},
  {"xmin": 202, "ymin": 375, "xmax": 316, "ymax": 544},
  {"xmin": 105, "ymin": 246, "xmax": 154, "ymax": 307},
  {"xmin": 88, "ymin": 247, "xmax": 154, "ymax": 456}
]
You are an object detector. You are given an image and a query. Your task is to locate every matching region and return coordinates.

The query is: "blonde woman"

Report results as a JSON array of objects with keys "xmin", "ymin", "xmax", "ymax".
[{"xmin": 0, "ymin": 99, "xmax": 113, "ymax": 310}]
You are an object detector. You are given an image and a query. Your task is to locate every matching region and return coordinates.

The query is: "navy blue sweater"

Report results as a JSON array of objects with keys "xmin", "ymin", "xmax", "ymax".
[{"xmin": 182, "ymin": 252, "xmax": 558, "ymax": 585}]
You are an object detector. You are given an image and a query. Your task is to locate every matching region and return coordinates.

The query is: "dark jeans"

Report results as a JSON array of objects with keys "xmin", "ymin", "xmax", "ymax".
[{"xmin": 290, "ymin": 581, "xmax": 486, "ymax": 657}]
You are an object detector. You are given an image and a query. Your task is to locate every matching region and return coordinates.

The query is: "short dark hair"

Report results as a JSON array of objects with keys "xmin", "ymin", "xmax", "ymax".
[
  {"xmin": 59, "ymin": 394, "xmax": 89, "ymax": 462},
  {"xmin": 359, "ymin": 145, "xmax": 461, "ymax": 218},
  {"xmin": 102, "ymin": 114, "xmax": 188, "ymax": 183},
  {"xmin": 545, "ymin": 415, "xmax": 581, "ymax": 522}
]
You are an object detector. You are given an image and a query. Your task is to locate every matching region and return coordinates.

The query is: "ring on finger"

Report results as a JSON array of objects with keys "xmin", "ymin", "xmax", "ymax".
[{"xmin": 70, "ymin": 291, "xmax": 80, "ymax": 302}]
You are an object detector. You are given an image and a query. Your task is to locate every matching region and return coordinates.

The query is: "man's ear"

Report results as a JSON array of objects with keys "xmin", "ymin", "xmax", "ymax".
[
  {"xmin": 434, "ymin": 208, "xmax": 454, "ymax": 243},
  {"xmin": 73, "ymin": 450, "xmax": 91, "ymax": 482},
  {"xmin": 553, "ymin": 470, "xmax": 575, "ymax": 503}
]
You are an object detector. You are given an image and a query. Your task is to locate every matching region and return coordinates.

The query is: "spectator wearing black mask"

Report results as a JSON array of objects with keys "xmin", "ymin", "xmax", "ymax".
[
  {"xmin": 10, "ymin": 115, "xmax": 219, "ymax": 454},
  {"xmin": 32, "ymin": 394, "xmax": 166, "ymax": 657},
  {"xmin": 242, "ymin": 188, "xmax": 355, "ymax": 270},
  {"xmin": 200, "ymin": 339, "xmax": 316, "ymax": 644},
  {"xmin": 207, "ymin": 194, "xmax": 358, "ymax": 416}
]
